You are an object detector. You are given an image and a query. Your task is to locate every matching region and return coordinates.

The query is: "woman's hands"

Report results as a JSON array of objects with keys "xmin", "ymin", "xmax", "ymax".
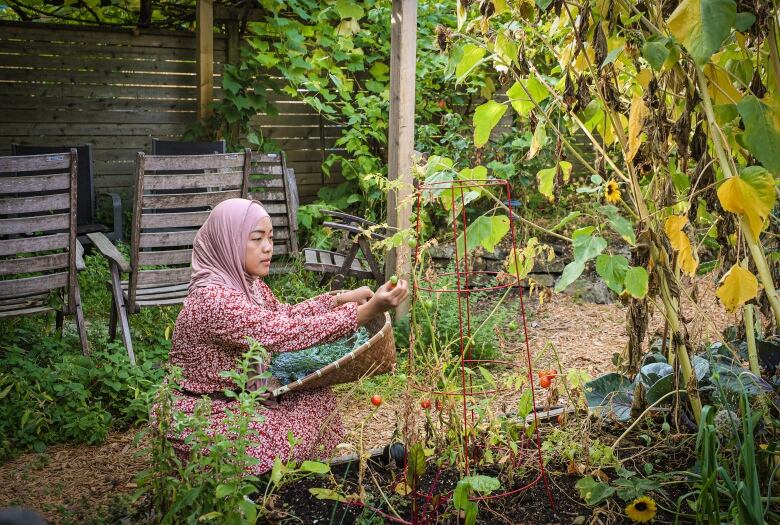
[
  {"xmin": 334, "ymin": 286, "xmax": 373, "ymax": 307},
  {"xmin": 356, "ymin": 279, "xmax": 409, "ymax": 325}
]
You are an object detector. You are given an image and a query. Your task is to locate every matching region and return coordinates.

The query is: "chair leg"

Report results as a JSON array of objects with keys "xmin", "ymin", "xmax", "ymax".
[
  {"xmin": 73, "ymin": 284, "xmax": 90, "ymax": 356},
  {"xmin": 358, "ymin": 236, "xmax": 384, "ymax": 286},
  {"xmin": 55, "ymin": 310, "xmax": 64, "ymax": 332},
  {"xmin": 332, "ymin": 242, "xmax": 360, "ymax": 290},
  {"xmin": 108, "ymin": 297, "xmax": 118, "ymax": 341},
  {"xmin": 109, "ymin": 263, "xmax": 136, "ymax": 365}
]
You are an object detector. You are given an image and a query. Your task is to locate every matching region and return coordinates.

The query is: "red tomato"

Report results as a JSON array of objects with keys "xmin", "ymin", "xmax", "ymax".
[
  {"xmin": 437, "ymin": 99, "xmax": 446, "ymax": 109},
  {"xmin": 540, "ymin": 377, "xmax": 552, "ymax": 388},
  {"xmin": 371, "ymin": 394, "xmax": 383, "ymax": 407},
  {"xmin": 547, "ymin": 369, "xmax": 558, "ymax": 380},
  {"xmin": 435, "ymin": 399, "xmax": 444, "ymax": 411},
  {"xmin": 420, "ymin": 399, "xmax": 431, "ymax": 410}
]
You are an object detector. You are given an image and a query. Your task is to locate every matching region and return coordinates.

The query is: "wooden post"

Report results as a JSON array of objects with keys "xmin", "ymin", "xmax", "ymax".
[
  {"xmin": 196, "ymin": 0, "xmax": 214, "ymax": 122},
  {"xmin": 386, "ymin": 0, "xmax": 417, "ymax": 316},
  {"xmin": 226, "ymin": 19, "xmax": 240, "ymax": 144}
]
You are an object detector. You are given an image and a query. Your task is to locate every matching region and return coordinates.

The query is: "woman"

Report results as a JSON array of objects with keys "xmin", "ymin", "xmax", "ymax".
[{"xmin": 167, "ymin": 198, "xmax": 408, "ymax": 474}]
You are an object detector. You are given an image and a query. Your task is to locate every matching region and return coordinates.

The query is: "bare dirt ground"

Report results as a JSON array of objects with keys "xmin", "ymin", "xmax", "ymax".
[{"xmin": 0, "ymin": 277, "xmax": 733, "ymax": 523}]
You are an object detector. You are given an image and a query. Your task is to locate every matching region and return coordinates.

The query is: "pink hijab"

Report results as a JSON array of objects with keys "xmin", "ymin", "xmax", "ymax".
[{"xmin": 189, "ymin": 198, "xmax": 271, "ymax": 305}]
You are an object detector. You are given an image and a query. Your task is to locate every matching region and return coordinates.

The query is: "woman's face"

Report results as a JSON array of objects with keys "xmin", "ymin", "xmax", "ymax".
[{"xmin": 244, "ymin": 216, "xmax": 273, "ymax": 277}]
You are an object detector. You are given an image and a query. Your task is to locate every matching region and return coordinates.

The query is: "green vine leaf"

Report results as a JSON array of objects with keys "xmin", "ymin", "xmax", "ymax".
[
  {"xmin": 335, "ymin": 0, "xmax": 365, "ymax": 20},
  {"xmin": 473, "ymin": 100, "xmax": 508, "ymax": 147},
  {"xmin": 595, "ymin": 254, "xmax": 629, "ymax": 294},
  {"xmin": 507, "ymin": 78, "xmax": 549, "ymax": 118},
  {"xmin": 554, "ymin": 260, "xmax": 586, "ymax": 292},
  {"xmin": 572, "ymin": 227, "xmax": 607, "ymax": 262},
  {"xmin": 736, "ymin": 95, "xmax": 780, "ymax": 174},
  {"xmin": 624, "ymin": 266, "xmax": 649, "ymax": 299},
  {"xmin": 667, "ymin": 0, "xmax": 736, "ymax": 65},
  {"xmin": 456, "ymin": 43, "xmax": 487, "ymax": 83},
  {"xmin": 641, "ymin": 38, "xmax": 670, "ymax": 71},
  {"xmin": 536, "ymin": 161, "xmax": 572, "ymax": 202},
  {"xmin": 456, "ymin": 215, "xmax": 510, "ymax": 260}
]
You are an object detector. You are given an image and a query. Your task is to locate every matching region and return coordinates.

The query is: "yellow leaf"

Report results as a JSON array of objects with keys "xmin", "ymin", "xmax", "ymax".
[
  {"xmin": 717, "ymin": 167, "xmax": 777, "ymax": 239},
  {"xmin": 626, "ymin": 94, "xmax": 649, "ymax": 162},
  {"xmin": 636, "ymin": 69, "xmax": 653, "ymax": 90},
  {"xmin": 395, "ymin": 482, "xmax": 412, "ymax": 496},
  {"xmin": 664, "ymin": 215, "xmax": 699, "ymax": 276},
  {"xmin": 703, "ymin": 63, "xmax": 742, "ymax": 105},
  {"xmin": 716, "ymin": 264, "xmax": 759, "ymax": 312},
  {"xmin": 527, "ymin": 121, "xmax": 547, "ymax": 160}
]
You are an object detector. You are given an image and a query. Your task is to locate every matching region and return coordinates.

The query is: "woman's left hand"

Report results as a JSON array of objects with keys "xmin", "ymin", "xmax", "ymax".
[{"xmin": 335, "ymin": 286, "xmax": 374, "ymax": 306}]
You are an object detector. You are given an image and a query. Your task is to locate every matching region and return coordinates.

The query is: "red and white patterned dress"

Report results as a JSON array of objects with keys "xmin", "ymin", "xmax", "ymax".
[{"xmin": 167, "ymin": 280, "xmax": 358, "ymax": 474}]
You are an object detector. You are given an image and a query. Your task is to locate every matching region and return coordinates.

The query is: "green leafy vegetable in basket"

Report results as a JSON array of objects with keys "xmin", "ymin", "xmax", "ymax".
[{"xmin": 269, "ymin": 327, "xmax": 370, "ymax": 384}]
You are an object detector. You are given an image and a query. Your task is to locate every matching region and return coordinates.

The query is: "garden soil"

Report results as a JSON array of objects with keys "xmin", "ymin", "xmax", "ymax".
[{"xmin": 0, "ymin": 277, "xmax": 732, "ymax": 523}]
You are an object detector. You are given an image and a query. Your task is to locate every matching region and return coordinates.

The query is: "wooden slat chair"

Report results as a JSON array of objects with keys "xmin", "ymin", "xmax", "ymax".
[
  {"xmin": 303, "ymin": 211, "xmax": 386, "ymax": 290},
  {"xmin": 0, "ymin": 151, "xmax": 88, "ymax": 354},
  {"xmin": 248, "ymin": 152, "xmax": 299, "ymax": 271},
  {"xmin": 11, "ymin": 144, "xmax": 124, "ymax": 242},
  {"xmin": 87, "ymin": 151, "xmax": 251, "ymax": 364}
]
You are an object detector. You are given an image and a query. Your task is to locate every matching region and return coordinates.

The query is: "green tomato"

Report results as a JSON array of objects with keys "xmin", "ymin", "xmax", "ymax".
[
  {"xmin": 423, "ymin": 299, "xmax": 434, "ymax": 310},
  {"xmin": 389, "ymin": 275, "xmax": 398, "ymax": 286},
  {"xmin": 508, "ymin": 321, "xmax": 518, "ymax": 331},
  {"xmin": 407, "ymin": 237, "xmax": 417, "ymax": 249}
]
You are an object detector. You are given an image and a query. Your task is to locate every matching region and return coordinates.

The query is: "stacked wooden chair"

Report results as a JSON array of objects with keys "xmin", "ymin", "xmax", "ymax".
[
  {"xmin": 12, "ymin": 144, "xmax": 123, "ymax": 242},
  {"xmin": 0, "ymin": 151, "xmax": 89, "ymax": 354},
  {"xmin": 87, "ymin": 150, "xmax": 252, "ymax": 363},
  {"xmin": 248, "ymin": 152, "xmax": 299, "ymax": 270},
  {"xmin": 303, "ymin": 211, "xmax": 386, "ymax": 289}
]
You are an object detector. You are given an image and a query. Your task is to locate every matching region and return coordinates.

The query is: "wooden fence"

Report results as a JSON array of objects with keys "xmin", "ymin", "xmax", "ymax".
[{"xmin": 0, "ymin": 21, "xmax": 343, "ymax": 203}]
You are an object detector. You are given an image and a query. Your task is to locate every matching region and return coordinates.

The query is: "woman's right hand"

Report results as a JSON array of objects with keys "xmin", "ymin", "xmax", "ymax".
[{"xmin": 356, "ymin": 279, "xmax": 409, "ymax": 325}]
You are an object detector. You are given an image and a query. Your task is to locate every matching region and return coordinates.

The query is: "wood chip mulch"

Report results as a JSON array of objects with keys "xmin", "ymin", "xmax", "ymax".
[{"xmin": 0, "ymin": 277, "xmax": 736, "ymax": 523}]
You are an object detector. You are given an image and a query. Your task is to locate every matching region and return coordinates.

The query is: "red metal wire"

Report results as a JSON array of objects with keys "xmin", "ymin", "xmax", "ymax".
[{"xmin": 407, "ymin": 178, "xmax": 555, "ymax": 518}]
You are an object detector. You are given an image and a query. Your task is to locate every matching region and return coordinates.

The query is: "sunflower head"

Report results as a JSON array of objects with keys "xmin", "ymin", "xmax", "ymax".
[
  {"xmin": 604, "ymin": 179, "xmax": 622, "ymax": 203},
  {"xmin": 625, "ymin": 496, "xmax": 657, "ymax": 523}
]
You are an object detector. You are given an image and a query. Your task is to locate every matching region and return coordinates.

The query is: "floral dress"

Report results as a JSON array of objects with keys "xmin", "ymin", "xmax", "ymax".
[{"xmin": 166, "ymin": 280, "xmax": 358, "ymax": 474}]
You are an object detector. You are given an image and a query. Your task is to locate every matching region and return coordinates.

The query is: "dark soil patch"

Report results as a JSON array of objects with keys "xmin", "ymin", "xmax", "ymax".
[{"xmin": 267, "ymin": 456, "xmax": 693, "ymax": 524}]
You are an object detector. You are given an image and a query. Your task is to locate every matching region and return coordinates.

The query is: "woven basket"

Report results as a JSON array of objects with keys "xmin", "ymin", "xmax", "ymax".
[{"xmin": 271, "ymin": 309, "xmax": 395, "ymax": 397}]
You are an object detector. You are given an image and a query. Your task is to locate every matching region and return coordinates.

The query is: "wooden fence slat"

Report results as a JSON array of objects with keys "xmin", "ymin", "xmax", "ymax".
[
  {"xmin": 0, "ymin": 213, "xmax": 69, "ymax": 235},
  {"xmin": 139, "ymin": 230, "xmax": 197, "ymax": 248},
  {"xmin": 144, "ymin": 171, "xmax": 244, "ymax": 190},
  {"xmin": 0, "ymin": 272, "xmax": 68, "ymax": 299},
  {"xmin": 0, "ymin": 233, "xmax": 69, "ymax": 256},
  {"xmin": 138, "ymin": 249, "xmax": 192, "ymax": 267},
  {"xmin": 0, "ymin": 22, "xmax": 227, "ymax": 50},
  {"xmin": 0, "ymin": 252, "xmax": 69, "ymax": 276},
  {"xmin": 0, "ymin": 54, "xmax": 216, "ymax": 75},
  {"xmin": 0, "ymin": 193, "xmax": 69, "ymax": 214},
  {"xmin": 1, "ymin": 96, "xmax": 198, "ymax": 113},
  {"xmin": 1, "ymin": 123, "xmax": 194, "ymax": 137},
  {"xmin": 1, "ymin": 109, "xmax": 198, "ymax": 125},
  {"xmin": 0, "ymin": 173, "xmax": 70, "ymax": 193},
  {"xmin": 0, "ymin": 69, "xmax": 214, "ymax": 87}
]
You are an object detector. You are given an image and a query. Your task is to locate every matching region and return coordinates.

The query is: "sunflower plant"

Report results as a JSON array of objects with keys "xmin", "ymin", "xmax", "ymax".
[{"xmin": 446, "ymin": 0, "xmax": 780, "ymax": 426}]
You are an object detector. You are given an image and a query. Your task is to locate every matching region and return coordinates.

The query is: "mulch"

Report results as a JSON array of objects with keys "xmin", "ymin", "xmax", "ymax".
[{"xmin": 0, "ymin": 277, "xmax": 734, "ymax": 523}]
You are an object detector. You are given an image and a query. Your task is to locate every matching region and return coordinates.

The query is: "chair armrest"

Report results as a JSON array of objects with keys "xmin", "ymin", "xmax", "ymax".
[
  {"xmin": 323, "ymin": 210, "xmax": 378, "ymax": 227},
  {"xmin": 322, "ymin": 221, "xmax": 387, "ymax": 241},
  {"xmin": 76, "ymin": 239, "xmax": 86, "ymax": 271},
  {"xmin": 96, "ymin": 191, "xmax": 124, "ymax": 243},
  {"xmin": 86, "ymin": 232, "xmax": 131, "ymax": 273}
]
